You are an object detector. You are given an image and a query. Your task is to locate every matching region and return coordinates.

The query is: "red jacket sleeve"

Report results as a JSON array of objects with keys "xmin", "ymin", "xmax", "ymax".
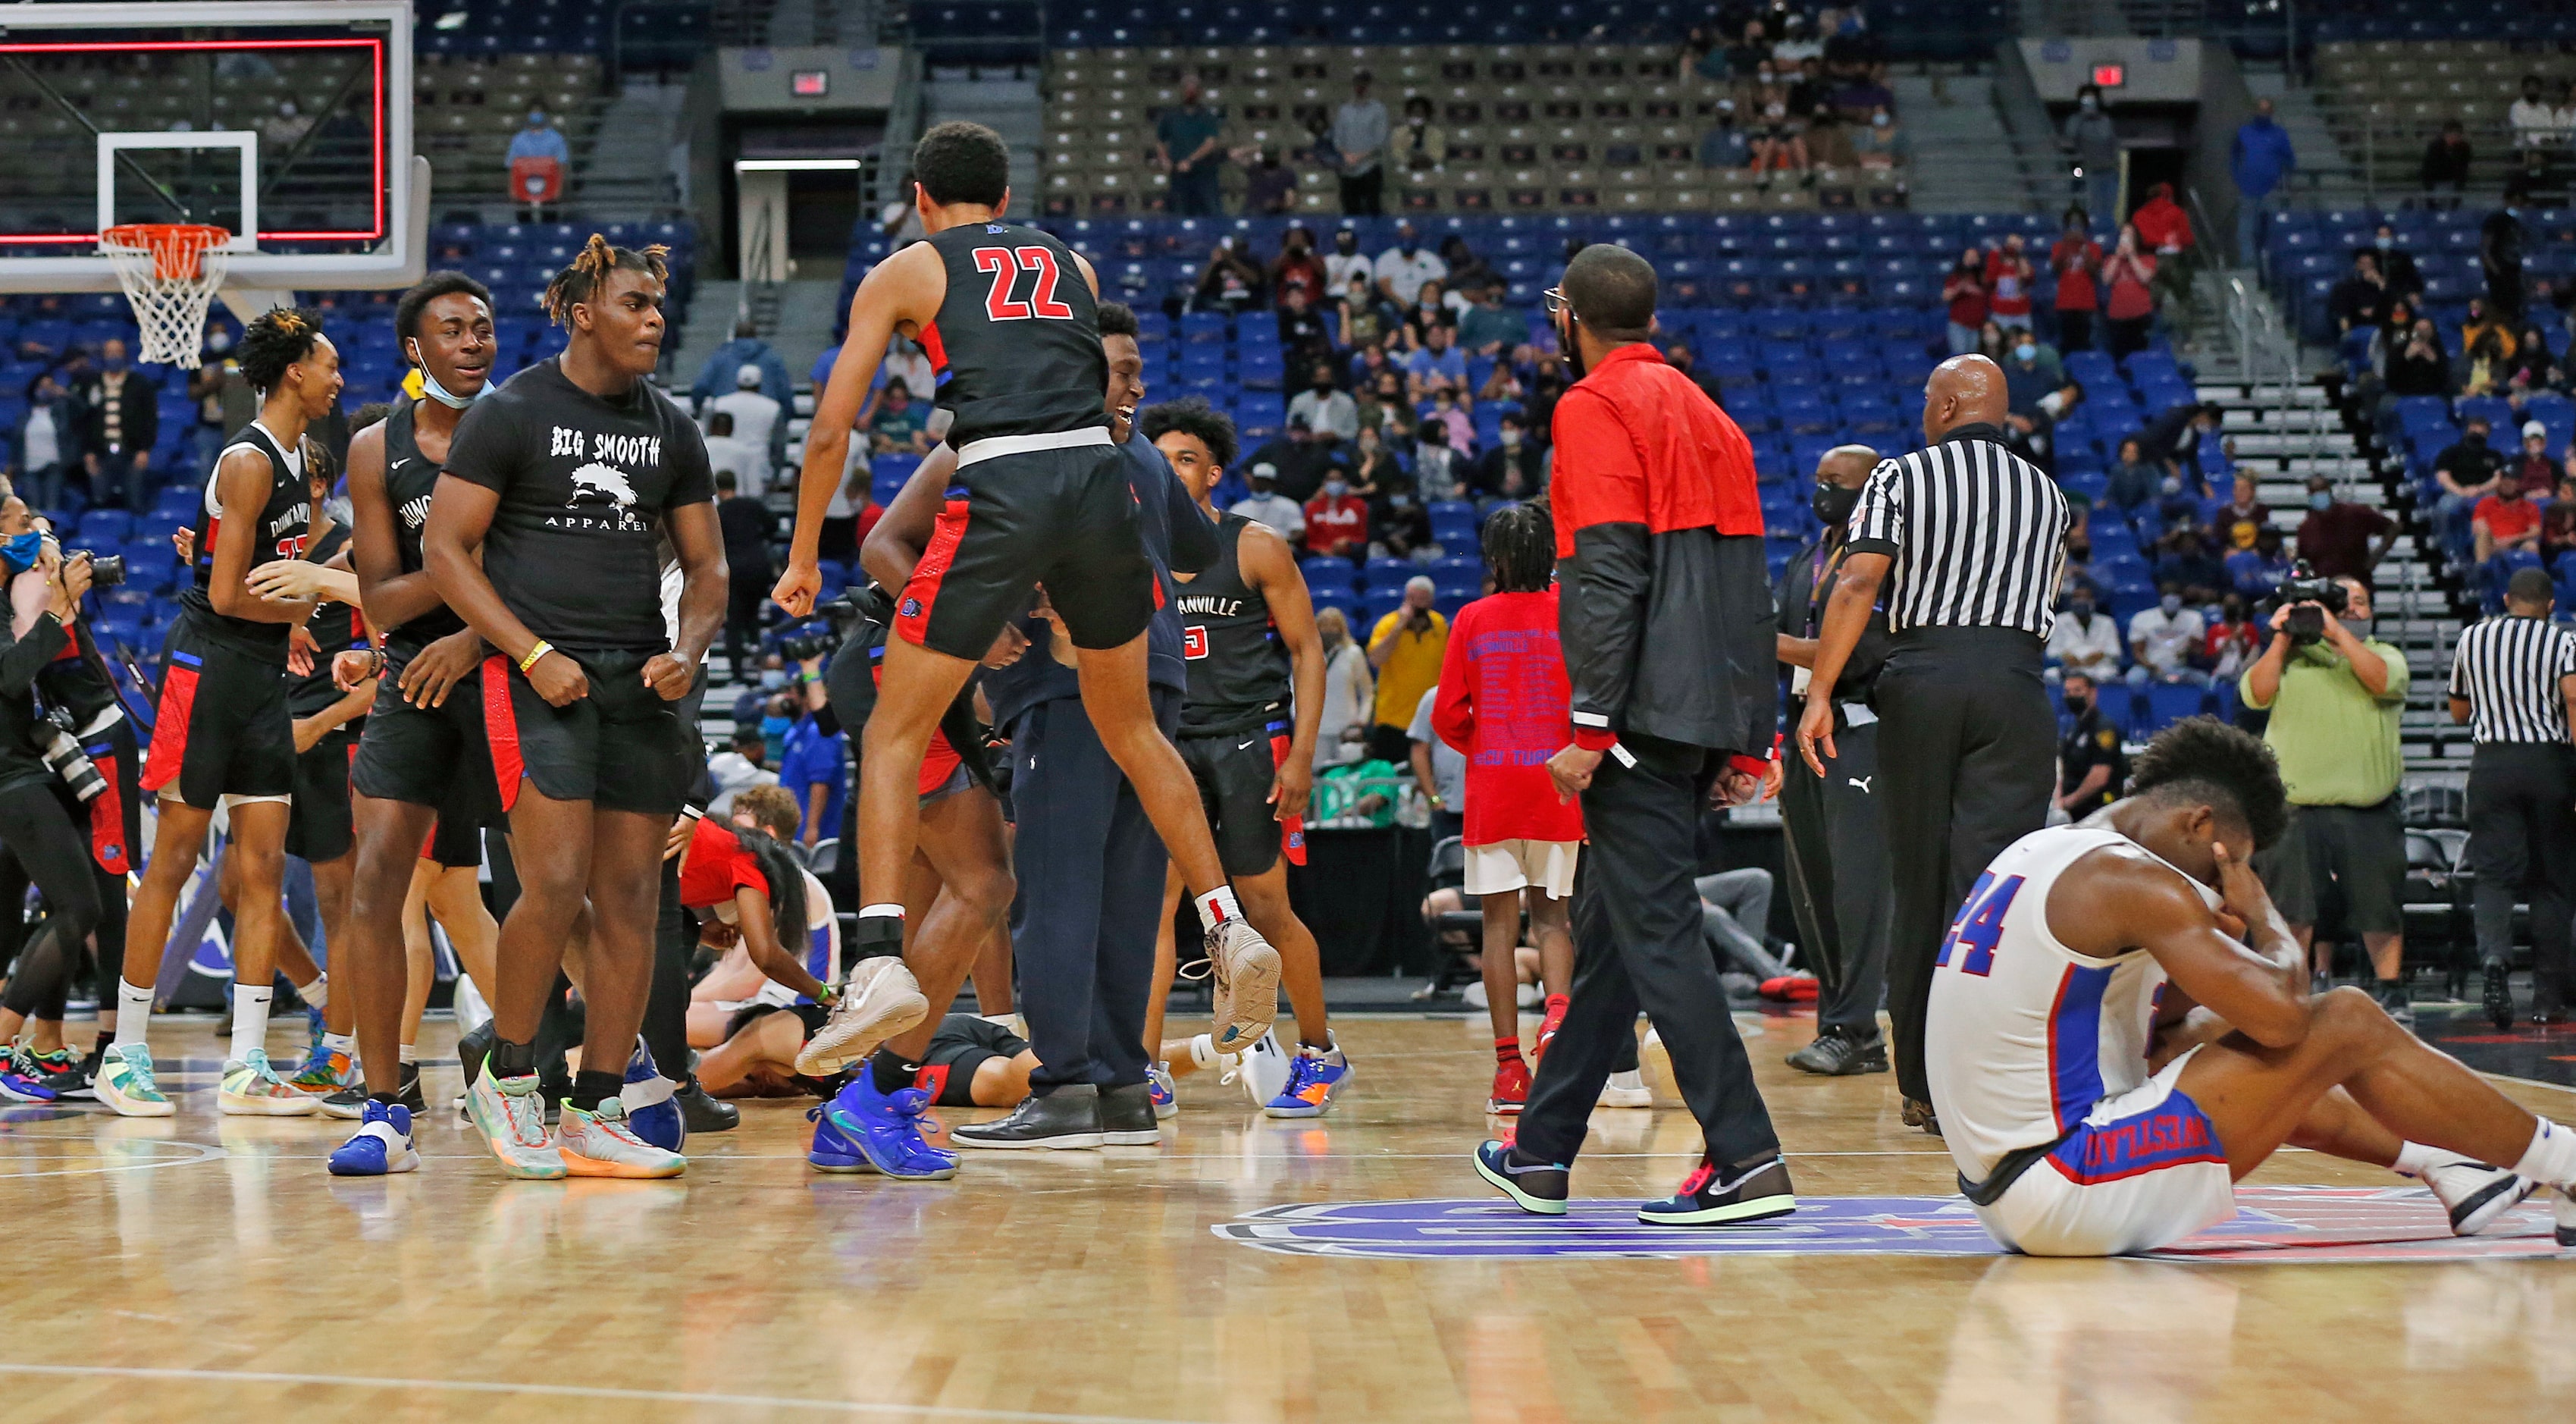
[
  {"xmin": 1430, "ymin": 602, "xmax": 1476, "ymax": 754},
  {"xmin": 1547, "ymin": 387, "xmax": 1649, "ymax": 553}
]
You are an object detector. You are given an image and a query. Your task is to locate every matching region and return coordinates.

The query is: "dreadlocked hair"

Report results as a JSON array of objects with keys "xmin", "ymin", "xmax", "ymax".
[
  {"xmin": 1483, "ymin": 500, "xmax": 1556, "ymax": 592},
  {"xmin": 725, "ymin": 820, "xmax": 811, "ymax": 955},
  {"xmin": 237, "ymin": 306, "xmax": 326, "ymax": 391},
  {"xmin": 2128, "ymin": 716, "xmax": 2289, "ymax": 851},
  {"xmin": 540, "ymin": 233, "xmax": 670, "ymax": 329}
]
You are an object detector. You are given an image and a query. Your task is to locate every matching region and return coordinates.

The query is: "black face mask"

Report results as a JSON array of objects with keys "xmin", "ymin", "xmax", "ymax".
[
  {"xmin": 1812, "ymin": 482, "xmax": 1860, "ymax": 527},
  {"xmin": 2064, "ymin": 694, "xmax": 2090, "ymax": 714}
]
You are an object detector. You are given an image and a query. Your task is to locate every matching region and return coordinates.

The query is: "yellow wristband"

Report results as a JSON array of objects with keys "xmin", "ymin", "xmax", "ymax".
[{"xmin": 517, "ymin": 639, "xmax": 553, "ymax": 674}]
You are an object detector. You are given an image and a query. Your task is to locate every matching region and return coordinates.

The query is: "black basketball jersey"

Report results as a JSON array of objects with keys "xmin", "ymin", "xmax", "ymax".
[
  {"xmin": 1175, "ymin": 514, "xmax": 1292, "ymax": 736},
  {"xmin": 181, "ymin": 419, "xmax": 319, "ymax": 661},
  {"xmin": 378, "ymin": 399, "xmax": 466, "ymax": 655},
  {"xmin": 287, "ymin": 524, "xmax": 365, "ymax": 718},
  {"xmin": 920, "ymin": 222, "xmax": 1108, "ymax": 447}
]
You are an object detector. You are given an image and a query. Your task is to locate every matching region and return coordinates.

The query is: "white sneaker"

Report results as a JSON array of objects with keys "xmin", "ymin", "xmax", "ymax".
[
  {"xmin": 556, "ymin": 1098, "xmax": 685, "ymax": 1178},
  {"xmin": 93, "ymin": 1042, "xmax": 173, "ymax": 1118},
  {"xmin": 218, "ymin": 1049, "xmax": 319, "ymax": 1116},
  {"xmin": 2415, "ymin": 1150, "xmax": 2539, "ymax": 1235},
  {"xmin": 795, "ymin": 957, "xmax": 929, "ymax": 1077},
  {"xmin": 1234, "ymin": 1031, "xmax": 1293, "ymax": 1108},
  {"xmin": 465, "ymin": 1063, "xmax": 567, "ymax": 1180},
  {"xmin": 1598, "ymin": 1069, "xmax": 1653, "ymax": 1109},
  {"xmin": 1206, "ymin": 917, "xmax": 1280, "ymax": 1053}
]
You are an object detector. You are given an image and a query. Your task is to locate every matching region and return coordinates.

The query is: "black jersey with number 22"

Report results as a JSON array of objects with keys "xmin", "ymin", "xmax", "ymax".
[
  {"xmin": 920, "ymin": 222, "xmax": 1107, "ymax": 448},
  {"xmin": 182, "ymin": 419, "xmax": 319, "ymax": 662}
]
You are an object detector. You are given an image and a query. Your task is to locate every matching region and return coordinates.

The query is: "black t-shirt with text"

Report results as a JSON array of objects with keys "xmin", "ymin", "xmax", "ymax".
[{"xmin": 442, "ymin": 358, "xmax": 715, "ymax": 654}]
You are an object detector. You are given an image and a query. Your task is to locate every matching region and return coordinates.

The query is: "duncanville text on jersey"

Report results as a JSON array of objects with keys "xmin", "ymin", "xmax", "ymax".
[{"xmin": 1176, "ymin": 593, "xmax": 1247, "ymax": 617}]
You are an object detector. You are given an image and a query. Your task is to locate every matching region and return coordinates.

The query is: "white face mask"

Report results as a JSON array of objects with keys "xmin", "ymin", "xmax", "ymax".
[{"xmin": 411, "ymin": 343, "xmax": 490, "ymax": 409}]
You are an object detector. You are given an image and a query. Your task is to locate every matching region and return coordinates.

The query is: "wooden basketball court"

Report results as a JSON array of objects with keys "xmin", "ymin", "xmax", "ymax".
[{"xmin": 0, "ymin": 1009, "xmax": 2569, "ymax": 1421}]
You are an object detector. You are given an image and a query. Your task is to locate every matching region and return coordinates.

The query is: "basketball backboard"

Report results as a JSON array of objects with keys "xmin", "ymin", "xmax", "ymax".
[{"xmin": 0, "ymin": 1, "xmax": 427, "ymax": 309}]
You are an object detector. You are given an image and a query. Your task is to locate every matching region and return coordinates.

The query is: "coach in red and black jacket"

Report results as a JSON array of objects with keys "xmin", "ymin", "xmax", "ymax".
[{"xmin": 1474, "ymin": 245, "xmax": 1794, "ymax": 1228}]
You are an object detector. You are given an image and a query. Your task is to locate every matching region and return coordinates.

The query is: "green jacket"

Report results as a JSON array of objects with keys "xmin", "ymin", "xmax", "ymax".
[{"xmin": 2238, "ymin": 636, "xmax": 2409, "ymax": 807}]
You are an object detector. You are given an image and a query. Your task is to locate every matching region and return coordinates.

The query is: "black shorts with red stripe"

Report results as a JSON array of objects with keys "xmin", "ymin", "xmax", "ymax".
[
  {"xmin": 479, "ymin": 647, "xmax": 695, "ymax": 817},
  {"xmin": 350, "ymin": 645, "xmax": 506, "ymax": 832},
  {"xmin": 893, "ymin": 440, "xmax": 1156, "ymax": 662},
  {"xmin": 1176, "ymin": 716, "xmax": 1304, "ymax": 878},
  {"xmin": 284, "ymin": 724, "xmax": 359, "ymax": 861},
  {"xmin": 142, "ymin": 613, "xmax": 294, "ymax": 808}
]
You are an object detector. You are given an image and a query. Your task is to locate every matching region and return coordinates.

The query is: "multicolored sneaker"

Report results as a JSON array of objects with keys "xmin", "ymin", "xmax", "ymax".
[
  {"xmin": 219, "ymin": 1049, "xmax": 318, "ymax": 1116},
  {"xmin": 556, "ymin": 1098, "xmax": 685, "ymax": 1178},
  {"xmin": 1147, "ymin": 1062, "xmax": 1178, "ymax": 1121},
  {"xmin": 1637, "ymin": 1154, "xmax": 1797, "ymax": 1226},
  {"xmin": 1487, "ymin": 1055, "xmax": 1531, "ymax": 1115},
  {"xmin": 93, "ymin": 1043, "xmax": 171, "ymax": 1117},
  {"xmin": 806, "ymin": 1103, "xmax": 873, "ymax": 1173},
  {"xmin": 20, "ymin": 1047, "xmax": 83, "ymax": 1096},
  {"xmin": 0, "ymin": 1052, "xmax": 57, "ymax": 1103},
  {"xmin": 1263, "ymin": 1040, "xmax": 1352, "ymax": 1118},
  {"xmin": 794, "ymin": 956, "xmax": 929, "ymax": 1078},
  {"xmin": 289, "ymin": 1047, "xmax": 354, "ymax": 1097},
  {"xmin": 327, "ymin": 1100, "xmax": 419, "ymax": 1176},
  {"xmin": 822, "ymin": 1070, "xmax": 957, "ymax": 1181},
  {"xmin": 318, "ymin": 1084, "xmax": 369, "ymax": 1120},
  {"xmin": 465, "ymin": 1062, "xmax": 567, "ymax": 1180}
]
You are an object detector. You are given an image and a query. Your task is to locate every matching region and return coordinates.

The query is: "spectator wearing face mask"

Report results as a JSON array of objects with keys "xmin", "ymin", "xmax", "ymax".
[
  {"xmin": 1473, "ymin": 412, "xmax": 1544, "ymax": 499},
  {"xmin": 2434, "ymin": 418, "xmax": 2508, "ymax": 565},
  {"xmin": 2225, "ymin": 522, "xmax": 2291, "ymax": 601},
  {"xmin": 1941, "ymin": 248, "xmax": 1988, "ymax": 355},
  {"xmin": 2001, "ymin": 334, "xmax": 2063, "ymax": 416},
  {"xmin": 2063, "ymin": 85, "xmax": 2121, "ymax": 225},
  {"xmin": 2294, "ymin": 475, "xmax": 2396, "ymax": 585},
  {"xmin": 2100, "ymin": 225, "xmax": 2159, "ymax": 359},
  {"xmin": 2126, "ymin": 586, "xmax": 2210, "ymax": 686},
  {"xmin": 1287, "ymin": 364, "xmax": 1359, "ymax": 441},
  {"xmin": 73, "ymin": 339, "xmax": 156, "ymax": 513},
  {"xmin": 1229, "ymin": 461, "xmax": 1307, "ymax": 542},
  {"xmin": 1365, "ymin": 576, "xmax": 1448, "ymax": 764},
  {"xmin": 2474, "ymin": 469, "xmax": 2543, "ymax": 570},
  {"xmin": 2050, "ymin": 209, "xmax": 2103, "ymax": 353},
  {"xmin": 1323, "ymin": 227, "xmax": 1374, "ymax": 293},
  {"xmin": 1376, "ymin": 222, "xmax": 1448, "ymax": 308},
  {"xmin": 2054, "ymin": 671, "xmax": 2126, "ymax": 817},
  {"xmin": 2205, "ymin": 595, "xmax": 2262, "ymax": 682},
  {"xmin": 1983, "ymin": 235, "xmax": 2037, "ymax": 334},
  {"xmin": 1304, "ymin": 471, "xmax": 1369, "ymax": 557},
  {"xmin": 1312, "ymin": 606, "xmax": 1374, "ymax": 769},
  {"xmin": 1372, "ymin": 478, "xmax": 1434, "ymax": 560},
  {"xmin": 2044, "ymin": 587, "xmax": 2123, "ymax": 685}
]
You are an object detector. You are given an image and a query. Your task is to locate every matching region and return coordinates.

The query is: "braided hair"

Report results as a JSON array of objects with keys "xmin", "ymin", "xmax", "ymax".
[
  {"xmin": 539, "ymin": 233, "xmax": 671, "ymax": 329},
  {"xmin": 236, "ymin": 306, "xmax": 326, "ymax": 391},
  {"xmin": 1482, "ymin": 500, "xmax": 1556, "ymax": 593}
]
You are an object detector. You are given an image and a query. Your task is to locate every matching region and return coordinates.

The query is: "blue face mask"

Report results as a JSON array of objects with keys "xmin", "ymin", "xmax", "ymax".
[{"xmin": 0, "ymin": 530, "xmax": 42, "ymax": 574}]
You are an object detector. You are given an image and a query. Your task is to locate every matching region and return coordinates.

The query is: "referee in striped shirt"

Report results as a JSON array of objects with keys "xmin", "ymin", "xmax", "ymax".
[
  {"xmin": 1799, "ymin": 354, "xmax": 2070, "ymax": 1134},
  {"xmin": 2448, "ymin": 565, "xmax": 2576, "ymax": 1030}
]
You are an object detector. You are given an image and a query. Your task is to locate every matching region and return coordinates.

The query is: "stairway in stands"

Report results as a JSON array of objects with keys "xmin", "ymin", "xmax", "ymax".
[{"xmin": 2206, "ymin": 378, "xmax": 2465, "ymax": 788}]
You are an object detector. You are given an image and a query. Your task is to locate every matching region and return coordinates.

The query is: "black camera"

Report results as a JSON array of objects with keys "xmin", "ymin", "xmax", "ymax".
[
  {"xmin": 72, "ymin": 550, "xmax": 124, "ymax": 588},
  {"xmin": 2269, "ymin": 560, "xmax": 2349, "ymax": 647},
  {"xmin": 35, "ymin": 707, "xmax": 104, "ymax": 803},
  {"xmin": 779, "ymin": 627, "xmax": 833, "ymax": 662}
]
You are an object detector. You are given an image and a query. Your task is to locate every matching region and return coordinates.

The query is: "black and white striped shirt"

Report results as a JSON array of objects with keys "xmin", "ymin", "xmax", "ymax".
[
  {"xmin": 1844, "ymin": 427, "xmax": 2070, "ymax": 637},
  {"xmin": 2447, "ymin": 614, "xmax": 2576, "ymax": 744}
]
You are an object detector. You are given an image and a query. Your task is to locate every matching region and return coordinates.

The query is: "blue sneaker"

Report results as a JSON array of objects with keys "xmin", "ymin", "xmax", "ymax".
[
  {"xmin": 1262, "ymin": 1040, "xmax": 1352, "ymax": 1118},
  {"xmin": 619, "ymin": 1040, "xmax": 686, "ymax": 1154},
  {"xmin": 822, "ymin": 1071, "xmax": 957, "ymax": 1181},
  {"xmin": 327, "ymin": 1100, "xmax": 420, "ymax": 1176},
  {"xmin": 1147, "ymin": 1062, "xmax": 1177, "ymax": 1120},
  {"xmin": 806, "ymin": 1104, "xmax": 874, "ymax": 1173},
  {"xmin": 0, "ymin": 1064, "xmax": 57, "ymax": 1103}
]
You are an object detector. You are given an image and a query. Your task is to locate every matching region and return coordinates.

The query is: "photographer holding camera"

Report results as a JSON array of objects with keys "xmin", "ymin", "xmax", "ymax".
[
  {"xmin": 0, "ymin": 544, "xmax": 106, "ymax": 1049},
  {"xmin": 2239, "ymin": 566, "xmax": 2416, "ymax": 1024}
]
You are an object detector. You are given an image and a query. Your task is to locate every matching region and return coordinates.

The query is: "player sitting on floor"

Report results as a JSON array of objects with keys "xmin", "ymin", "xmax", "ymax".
[
  {"xmin": 700, "ymin": 1009, "xmax": 1036, "ymax": 1116},
  {"xmin": 1928, "ymin": 717, "xmax": 2576, "ymax": 1256}
]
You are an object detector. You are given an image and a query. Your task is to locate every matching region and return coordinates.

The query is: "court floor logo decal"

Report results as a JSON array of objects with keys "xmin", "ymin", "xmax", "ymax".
[{"xmin": 1214, "ymin": 1187, "xmax": 2568, "ymax": 1263}]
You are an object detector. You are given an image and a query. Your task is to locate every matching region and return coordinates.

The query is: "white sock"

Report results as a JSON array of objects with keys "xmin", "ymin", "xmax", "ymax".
[
  {"xmin": 297, "ymin": 974, "xmax": 327, "ymax": 1010},
  {"xmin": 2509, "ymin": 1118, "xmax": 2576, "ymax": 1190},
  {"xmin": 322, "ymin": 1032, "xmax": 353, "ymax": 1057},
  {"xmin": 399, "ymin": 1043, "xmax": 418, "ymax": 1066},
  {"xmin": 229, "ymin": 984, "xmax": 274, "ymax": 1065},
  {"xmin": 114, "ymin": 979, "xmax": 154, "ymax": 1050},
  {"xmin": 1194, "ymin": 885, "xmax": 1244, "ymax": 932},
  {"xmin": 2393, "ymin": 1141, "xmax": 2445, "ymax": 1178}
]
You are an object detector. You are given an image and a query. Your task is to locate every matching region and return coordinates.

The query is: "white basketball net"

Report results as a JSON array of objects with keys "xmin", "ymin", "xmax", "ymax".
[{"xmin": 101, "ymin": 224, "xmax": 231, "ymax": 367}]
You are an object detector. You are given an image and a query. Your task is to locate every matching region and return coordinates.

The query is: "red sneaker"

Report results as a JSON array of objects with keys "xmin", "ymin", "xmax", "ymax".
[
  {"xmin": 1487, "ymin": 1056, "xmax": 1531, "ymax": 1115},
  {"xmin": 1530, "ymin": 995, "xmax": 1570, "ymax": 1070}
]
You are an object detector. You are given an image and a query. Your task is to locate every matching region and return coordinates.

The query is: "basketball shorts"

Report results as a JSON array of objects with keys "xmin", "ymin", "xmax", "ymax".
[
  {"xmin": 284, "ymin": 725, "xmax": 359, "ymax": 862},
  {"xmin": 1177, "ymin": 720, "xmax": 1303, "ymax": 877},
  {"xmin": 422, "ymin": 815, "xmax": 484, "ymax": 869},
  {"xmin": 894, "ymin": 438, "xmax": 1155, "ymax": 661},
  {"xmin": 142, "ymin": 615, "xmax": 294, "ymax": 809},
  {"xmin": 351, "ymin": 643, "xmax": 505, "ymax": 830},
  {"xmin": 919, "ymin": 1013, "xmax": 1029, "ymax": 1107},
  {"xmin": 1463, "ymin": 838, "xmax": 1580, "ymax": 899},
  {"xmin": 1974, "ymin": 1046, "xmax": 2238, "ymax": 1257},
  {"xmin": 480, "ymin": 647, "xmax": 696, "ymax": 817}
]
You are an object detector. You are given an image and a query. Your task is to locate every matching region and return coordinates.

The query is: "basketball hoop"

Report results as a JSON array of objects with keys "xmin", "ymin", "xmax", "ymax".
[{"xmin": 101, "ymin": 223, "xmax": 232, "ymax": 367}]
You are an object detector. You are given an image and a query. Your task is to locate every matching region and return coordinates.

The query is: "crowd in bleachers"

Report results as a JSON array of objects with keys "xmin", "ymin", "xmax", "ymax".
[{"xmin": 1043, "ymin": 5, "xmax": 1919, "ymax": 221}]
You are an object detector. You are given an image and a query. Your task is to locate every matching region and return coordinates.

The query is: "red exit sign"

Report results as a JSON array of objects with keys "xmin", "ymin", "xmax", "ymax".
[{"xmin": 2092, "ymin": 63, "xmax": 2126, "ymax": 87}]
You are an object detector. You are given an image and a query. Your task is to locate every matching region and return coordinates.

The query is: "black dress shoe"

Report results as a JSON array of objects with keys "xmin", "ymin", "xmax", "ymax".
[
  {"xmin": 1097, "ymin": 1081, "xmax": 1162, "ymax": 1145},
  {"xmin": 1786, "ymin": 1029, "xmax": 1889, "ymax": 1077},
  {"xmin": 678, "ymin": 1074, "xmax": 739, "ymax": 1132},
  {"xmin": 1901, "ymin": 1095, "xmax": 1943, "ymax": 1137},
  {"xmin": 951, "ymin": 1084, "xmax": 1105, "ymax": 1150},
  {"xmin": 2485, "ymin": 960, "xmax": 2517, "ymax": 1031}
]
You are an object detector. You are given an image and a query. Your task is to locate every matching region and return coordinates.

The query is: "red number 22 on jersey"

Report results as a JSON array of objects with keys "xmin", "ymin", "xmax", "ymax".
[{"xmin": 971, "ymin": 246, "xmax": 1076, "ymax": 321}]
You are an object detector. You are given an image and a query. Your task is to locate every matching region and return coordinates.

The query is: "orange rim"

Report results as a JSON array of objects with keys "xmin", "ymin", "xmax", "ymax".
[{"xmin": 102, "ymin": 222, "xmax": 231, "ymax": 282}]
